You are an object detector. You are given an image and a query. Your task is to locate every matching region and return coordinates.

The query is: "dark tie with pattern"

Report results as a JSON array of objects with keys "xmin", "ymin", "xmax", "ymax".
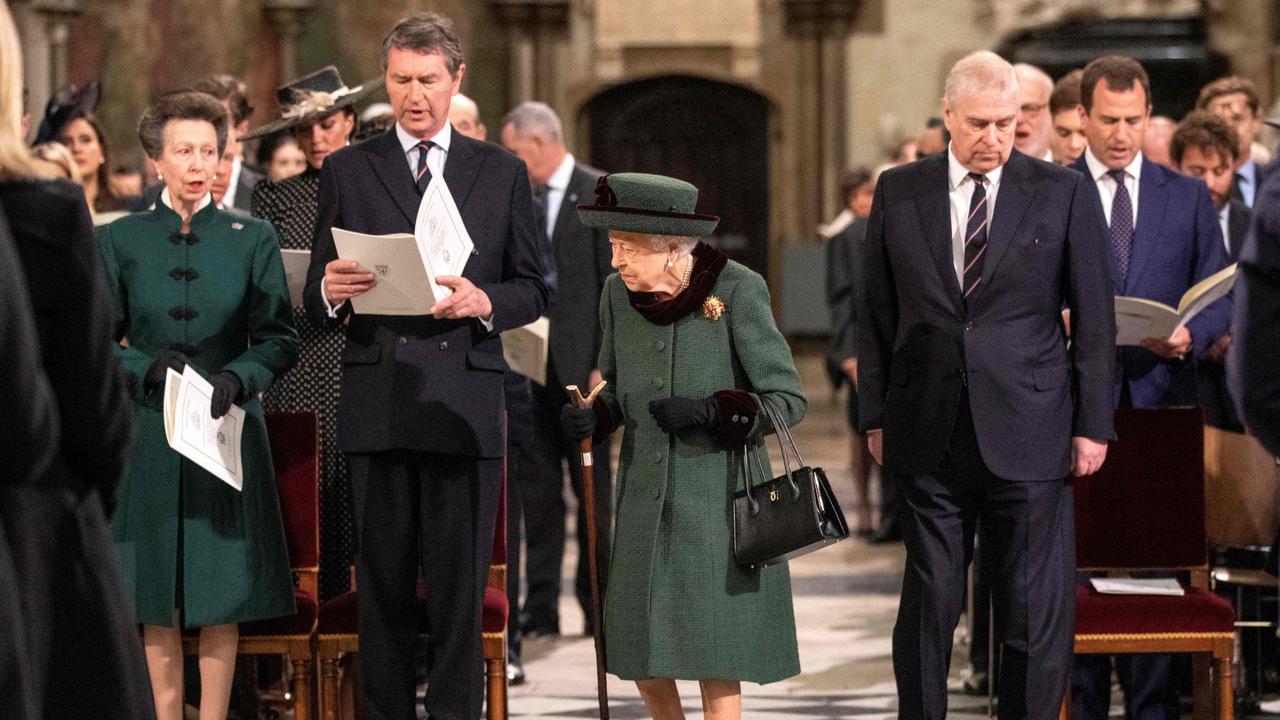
[
  {"xmin": 1230, "ymin": 172, "xmax": 1245, "ymax": 206},
  {"xmin": 1108, "ymin": 169, "xmax": 1134, "ymax": 283},
  {"xmin": 962, "ymin": 172, "xmax": 988, "ymax": 302},
  {"xmin": 414, "ymin": 140, "xmax": 434, "ymax": 194}
]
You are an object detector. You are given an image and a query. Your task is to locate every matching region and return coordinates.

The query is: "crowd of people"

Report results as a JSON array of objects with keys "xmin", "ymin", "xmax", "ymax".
[{"xmin": 3, "ymin": 2, "xmax": 1280, "ymax": 720}]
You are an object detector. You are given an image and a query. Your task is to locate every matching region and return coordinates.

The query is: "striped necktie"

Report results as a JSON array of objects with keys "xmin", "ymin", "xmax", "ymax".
[
  {"xmin": 962, "ymin": 172, "xmax": 988, "ymax": 302},
  {"xmin": 414, "ymin": 140, "xmax": 435, "ymax": 194}
]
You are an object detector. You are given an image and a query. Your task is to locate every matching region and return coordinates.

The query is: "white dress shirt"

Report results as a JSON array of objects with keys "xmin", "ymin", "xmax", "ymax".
[
  {"xmin": 1083, "ymin": 148, "xmax": 1142, "ymax": 228},
  {"xmin": 160, "ymin": 186, "xmax": 212, "ymax": 216},
  {"xmin": 543, "ymin": 152, "xmax": 575, "ymax": 240},
  {"xmin": 947, "ymin": 148, "xmax": 1003, "ymax": 288},
  {"xmin": 1238, "ymin": 158, "xmax": 1258, "ymax": 208},
  {"xmin": 1219, "ymin": 203, "xmax": 1232, "ymax": 255},
  {"xmin": 219, "ymin": 156, "xmax": 243, "ymax": 210}
]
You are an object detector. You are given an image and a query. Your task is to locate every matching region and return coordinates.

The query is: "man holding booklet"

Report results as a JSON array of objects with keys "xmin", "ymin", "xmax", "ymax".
[
  {"xmin": 303, "ymin": 12, "xmax": 549, "ymax": 720},
  {"xmin": 1069, "ymin": 55, "xmax": 1232, "ymax": 720}
]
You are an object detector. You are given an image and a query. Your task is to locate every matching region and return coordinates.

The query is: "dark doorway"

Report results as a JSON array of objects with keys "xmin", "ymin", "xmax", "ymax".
[
  {"xmin": 998, "ymin": 16, "xmax": 1229, "ymax": 119},
  {"xmin": 584, "ymin": 76, "xmax": 771, "ymax": 275}
]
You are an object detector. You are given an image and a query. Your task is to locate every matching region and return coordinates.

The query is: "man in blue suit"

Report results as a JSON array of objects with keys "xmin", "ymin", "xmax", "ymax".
[{"xmin": 1069, "ymin": 55, "xmax": 1231, "ymax": 720}]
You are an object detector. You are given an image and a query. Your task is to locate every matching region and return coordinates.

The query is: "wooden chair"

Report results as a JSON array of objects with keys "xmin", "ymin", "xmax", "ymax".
[
  {"xmin": 314, "ymin": 471, "xmax": 510, "ymax": 720},
  {"xmin": 1060, "ymin": 408, "xmax": 1235, "ymax": 720},
  {"xmin": 182, "ymin": 410, "xmax": 321, "ymax": 720}
]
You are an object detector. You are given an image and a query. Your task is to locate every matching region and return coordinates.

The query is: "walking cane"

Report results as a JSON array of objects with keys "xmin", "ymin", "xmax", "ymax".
[{"xmin": 566, "ymin": 381, "xmax": 610, "ymax": 720}]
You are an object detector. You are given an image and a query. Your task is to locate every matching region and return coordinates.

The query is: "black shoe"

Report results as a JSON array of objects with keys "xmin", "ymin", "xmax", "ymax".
[
  {"xmin": 506, "ymin": 658, "xmax": 526, "ymax": 686},
  {"xmin": 962, "ymin": 671, "xmax": 989, "ymax": 696},
  {"xmin": 521, "ymin": 624, "xmax": 560, "ymax": 639},
  {"xmin": 868, "ymin": 525, "xmax": 903, "ymax": 544}
]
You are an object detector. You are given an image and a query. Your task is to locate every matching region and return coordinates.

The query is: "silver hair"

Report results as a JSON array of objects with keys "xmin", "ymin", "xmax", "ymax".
[
  {"xmin": 642, "ymin": 234, "xmax": 698, "ymax": 254},
  {"xmin": 1013, "ymin": 63, "xmax": 1053, "ymax": 97},
  {"xmin": 500, "ymin": 101, "xmax": 564, "ymax": 146},
  {"xmin": 381, "ymin": 12, "xmax": 463, "ymax": 75},
  {"xmin": 944, "ymin": 51, "xmax": 1020, "ymax": 107},
  {"xmin": 451, "ymin": 93, "xmax": 479, "ymax": 119}
]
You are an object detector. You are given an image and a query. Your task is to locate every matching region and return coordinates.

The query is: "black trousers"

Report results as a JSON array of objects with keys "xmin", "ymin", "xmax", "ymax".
[
  {"xmin": 349, "ymin": 451, "xmax": 502, "ymax": 720},
  {"xmin": 893, "ymin": 394, "xmax": 1075, "ymax": 720},
  {"xmin": 520, "ymin": 377, "xmax": 612, "ymax": 632}
]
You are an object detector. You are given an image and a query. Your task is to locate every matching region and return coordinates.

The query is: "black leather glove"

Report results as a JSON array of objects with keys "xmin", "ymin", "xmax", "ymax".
[
  {"xmin": 561, "ymin": 403, "xmax": 596, "ymax": 441},
  {"xmin": 649, "ymin": 396, "xmax": 718, "ymax": 434},
  {"xmin": 208, "ymin": 371, "xmax": 243, "ymax": 419},
  {"xmin": 142, "ymin": 349, "xmax": 192, "ymax": 394}
]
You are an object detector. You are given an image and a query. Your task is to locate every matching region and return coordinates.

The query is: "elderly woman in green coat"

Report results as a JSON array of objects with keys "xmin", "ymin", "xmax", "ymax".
[
  {"xmin": 98, "ymin": 90, "xmax": 298, "ymax": 720},
  {"xmin": 561, "ymin": 173, "xmax": 806, "ymax": 719}
]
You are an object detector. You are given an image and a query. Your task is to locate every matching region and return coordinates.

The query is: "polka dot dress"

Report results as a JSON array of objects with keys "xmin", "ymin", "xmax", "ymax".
[{"xmin": 251, "ymin": 167, "xmax": 352, "ymax": 600}]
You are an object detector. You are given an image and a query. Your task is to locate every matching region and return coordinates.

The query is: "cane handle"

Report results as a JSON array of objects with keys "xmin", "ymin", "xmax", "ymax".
[{"xmin": 566, "ymin": 380, "xmax": 607, "ymax": 410}]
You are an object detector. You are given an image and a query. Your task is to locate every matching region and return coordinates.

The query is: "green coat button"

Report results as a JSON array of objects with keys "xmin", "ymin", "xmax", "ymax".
[
  {"xmin": 656, "ymin": 340, "xmax": 665, "ymax": 351},
  {"xmin": 654, "ymin": 377, "xmax": 664, "ymax": 388}
]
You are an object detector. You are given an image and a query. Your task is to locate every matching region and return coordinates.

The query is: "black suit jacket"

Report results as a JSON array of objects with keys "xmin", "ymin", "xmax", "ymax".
[
  {"xmin": 825, "ymin": 217, "xmax": 866, "ymax": 386},
  {"xmin": 546, "ymin": 162, "xmax": 612, "ymax": 390},
  {"xmin": 304, "ymin": 129, "xmax": 549, "ymax": 458},
  {"xmin": 1230, "ymin": 172, "xmax": 1280, "ymax": 455},
  {"xmin": 1226, "ymin": 199, "xmax": 1251, "ymax": 260},
  {"xmin": 233, "ymin": 164, "xmax": 263, "ymax": 212},
  {"xmin": 859, "ymin": 150, "xmax": 1116, "ymax": 481},
  {"xmin": 0, "ymin": 179, "xmax": 132, "ymax": 500}
]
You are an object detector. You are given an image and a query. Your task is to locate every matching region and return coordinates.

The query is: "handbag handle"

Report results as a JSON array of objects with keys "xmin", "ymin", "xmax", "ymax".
[
  {"xmin": 741, "ymin": 442, "xmax": 770, "ymax": 516},
  {"xmin": 756, "ymin": 395, "xmax": 803, "ymax": 502}
]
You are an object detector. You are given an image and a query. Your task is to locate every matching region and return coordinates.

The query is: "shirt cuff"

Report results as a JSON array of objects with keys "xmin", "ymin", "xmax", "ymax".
[
  {"xmin": 320, "ymin": 277, "xmax": 346, "ymax": 318},
  {"xmin": 478, "ymin": 315, "xmax": 494, "ymax": 332}
]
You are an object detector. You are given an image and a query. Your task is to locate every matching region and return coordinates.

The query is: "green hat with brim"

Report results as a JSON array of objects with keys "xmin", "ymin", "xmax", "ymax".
[{"xmin": 578, "ymin": 172, "xmax": 719, "ymax": 237}]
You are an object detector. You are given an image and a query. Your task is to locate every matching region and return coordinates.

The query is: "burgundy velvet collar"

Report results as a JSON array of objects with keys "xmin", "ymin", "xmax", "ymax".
[{"xmin": 627, "ymin": 242, "xmax": 728, "ymax": 326}]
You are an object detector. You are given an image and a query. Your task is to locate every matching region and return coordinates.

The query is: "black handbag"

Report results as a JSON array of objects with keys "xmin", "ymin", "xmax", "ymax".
[{"xmin": 732, "ymin": 397, "xmax": 849, "ymax": 568}]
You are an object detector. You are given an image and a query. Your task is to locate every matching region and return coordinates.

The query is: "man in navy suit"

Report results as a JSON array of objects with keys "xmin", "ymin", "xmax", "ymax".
[
  {"xmin": 303, "ymin": 13, "xmax": 549, "ymax": 720},
  {"xmin": 859, "ymin": 51, "xmax": 1115, "ymax": 720},
  {"xmin": 1230, "ymin": 173, "xmax": 1280, "ymax": 456},
  {"xmin": 1069, "ymin": 55, "xmax": 1231, "ymax": 720}
]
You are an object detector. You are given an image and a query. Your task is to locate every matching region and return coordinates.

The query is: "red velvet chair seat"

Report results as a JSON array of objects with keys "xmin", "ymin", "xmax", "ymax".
[
  {"xmin": 1075, "ymin": 584, "xmax": 1235, "ymax": 636},
  {"xmin": 317, "ymin": 585, "xmax": 509, "ymax": 637},
  {"xmin": 241, "ymin": 590, "xmax": 319, "ymax": 637}
]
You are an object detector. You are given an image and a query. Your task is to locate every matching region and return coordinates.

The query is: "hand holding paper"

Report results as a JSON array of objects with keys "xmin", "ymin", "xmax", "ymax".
[
  {"xmin": 323, "ymin": 258, "xmax": 377, "ymax": 304},
  {"xmin": 432, "ymin": 275, "xmax": 492, "ymax": 320},
  {"xmin": 1139, "ymin": 325, "xmax": 1191, "ymax": 359}
]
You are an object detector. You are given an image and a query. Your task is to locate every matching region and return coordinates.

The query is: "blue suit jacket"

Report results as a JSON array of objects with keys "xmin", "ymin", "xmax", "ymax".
[{"xmin": 1070, "ymin": 155, "xmax": 1231, "ymax": 408}]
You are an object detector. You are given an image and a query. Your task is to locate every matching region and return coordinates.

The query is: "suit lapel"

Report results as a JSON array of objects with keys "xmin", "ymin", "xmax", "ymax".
[
  {"xmin": 1126, "ymin": 158, "xmax": 1167, "ymax": 295},
  {"xmin": 969, "ymin": 152, "xmax": 1037, "ymax": 305},
  {"xmin": 366, "ymin": 131, "xmax": 421, "ymax": 226},
  {"xmin": 914, "ymin": 154, "xmax": 963, "ymax": 310},
  {"xmin": 443, "ymin": 133, "xmax": 481, "ymax": 211},
  {"xmin": 550, "ymin": 166, "xmax": 587, "ymax": 244}
]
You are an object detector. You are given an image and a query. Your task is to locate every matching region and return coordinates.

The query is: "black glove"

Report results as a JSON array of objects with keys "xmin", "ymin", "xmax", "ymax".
[
  {"xmin": 142, "ymin": 349, "xmax": 192, "ymax": 394},
  {"xmin": 561, "ymin": 403, "xmax": 596, "ymax": 440},
  {"xmin": 649, "ymin": 396, "xmax": 718, "ymax": 434},
  {"xmin": 208, "ymin": 371, "xmax": 243, "ymax": 419}
]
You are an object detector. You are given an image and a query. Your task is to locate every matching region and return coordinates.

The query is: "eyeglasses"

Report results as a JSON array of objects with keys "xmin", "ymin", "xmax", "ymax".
[{"xmin": 1020, "ymin": 102, "xmax": 1047, "ymax": 117}]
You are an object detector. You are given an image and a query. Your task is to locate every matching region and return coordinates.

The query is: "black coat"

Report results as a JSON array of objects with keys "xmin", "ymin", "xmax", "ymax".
[
  {"xmin": 825, "ymin": 217, "xmax": 865, "ymax": 386},
  {"xmin": 1198, "ymin": 201, "xmax": 1252, "ymax": 431},
  {"xmin": 304, "ymin": 129, "xmax": 550, "ymax": 458},
  {"xmin": 0, "ymin": 204, "xmax": 56, "ymax": 720},
  {"xmin": 545, "ymin": 162, "xmax": 612, "ymax": 390},
  {"xmin": 858, "ymin": 150, "xmax": 1116, "ymax": 481},
  {"xmin": 0, "ymin": 179, "xmax": 153, "ymax": 720},
  {"xmin": 1230, "ymin": 173, "xmax": 1280, "ymax": 456}
]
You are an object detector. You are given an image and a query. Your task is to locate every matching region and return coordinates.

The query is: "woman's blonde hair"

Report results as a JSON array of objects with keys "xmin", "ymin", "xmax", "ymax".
[{"xmin": 0, "ymin": 2, "xmax": 37, "ymax": 180}]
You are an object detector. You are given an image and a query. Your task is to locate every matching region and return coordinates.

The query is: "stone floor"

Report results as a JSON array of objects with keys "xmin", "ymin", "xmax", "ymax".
[{"xmin": 497, "ymin": 350, "xmax": 1280, "ymax": 720}]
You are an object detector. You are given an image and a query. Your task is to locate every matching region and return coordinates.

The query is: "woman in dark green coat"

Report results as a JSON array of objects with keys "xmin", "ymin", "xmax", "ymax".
[
  {"xmin": 562, "ymin": 173, "xmax": 807, "ymax": 719},
  {"xmin": 98, "ymin": 90, "xmax": 298, "ymax": 720}
]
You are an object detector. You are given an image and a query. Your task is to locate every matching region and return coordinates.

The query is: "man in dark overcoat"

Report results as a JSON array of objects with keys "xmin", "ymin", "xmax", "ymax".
[{"xmin": 304, "ymin": 12, "xmax": 549, "ymax": 720}]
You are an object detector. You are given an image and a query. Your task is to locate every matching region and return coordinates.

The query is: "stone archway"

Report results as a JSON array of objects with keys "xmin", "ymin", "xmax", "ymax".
[{"xmin": 584, "ymin": 75, "xmax": 772, "ymax": 276}]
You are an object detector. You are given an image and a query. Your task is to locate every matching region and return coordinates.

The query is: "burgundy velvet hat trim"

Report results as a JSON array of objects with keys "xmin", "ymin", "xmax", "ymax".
[{"xmin": 628, "ymin": 242, "xmax": 729, "ymax": 326}]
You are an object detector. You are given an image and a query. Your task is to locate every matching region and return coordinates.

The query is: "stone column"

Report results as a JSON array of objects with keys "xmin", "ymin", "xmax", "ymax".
[
  {"xmin": 27, "ymin": 0, "xmax": 84, "ymax": 99},
  {"xmin": 263, "ymin": 0, "xmax": 316, "ymax": 83},
  {"xmin": 492, "ymin": 0, "xmax": 571, "ymax": 106},
  {"xmin": 782, "ymin": 0, "xmax": 861, "ymax": 234}
]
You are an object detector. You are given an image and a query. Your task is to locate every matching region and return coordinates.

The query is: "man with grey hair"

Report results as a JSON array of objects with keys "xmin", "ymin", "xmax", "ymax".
[
  {"xmin": 499, "ymin": 100, "xmax": 613, "ymax": 644},
  {"xmin": 304, "ymin": 11, "xmax": 549, "ymax": 720},
  {"xmin": 859, "ymin": 49, "xmax": 1115, "ymax": 718},
  {"xmin": 1013, "ymin": 63, "xmax": 1054, "ymax": 161},
  {"xmin": 448, "ymin": 93, "xmax": 485, "ymax": 141}
]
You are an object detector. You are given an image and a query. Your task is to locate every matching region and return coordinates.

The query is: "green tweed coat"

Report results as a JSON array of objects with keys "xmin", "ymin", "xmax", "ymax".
[
  {"xmin": 597, "ymin": 259, "xmax": 806, "ymax": 683},
  {"xmin": 98, "ymin": 200, "xmax": 299, "ymax": 627}
]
